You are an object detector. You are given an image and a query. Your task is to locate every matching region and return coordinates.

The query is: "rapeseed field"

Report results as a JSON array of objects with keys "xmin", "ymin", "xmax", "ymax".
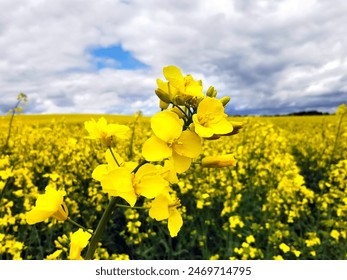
[{"xmin": 1, "ymin": 67, "xmax": 346, "ymax": 260}]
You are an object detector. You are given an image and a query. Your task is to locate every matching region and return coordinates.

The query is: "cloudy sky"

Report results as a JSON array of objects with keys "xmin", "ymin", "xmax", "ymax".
[{"xmin": 1, "ymin": 0, "xmax": 347, "ymax": 116}]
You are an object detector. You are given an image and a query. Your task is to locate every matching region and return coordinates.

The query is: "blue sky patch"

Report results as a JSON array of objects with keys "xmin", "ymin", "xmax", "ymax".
[{"xmin": 90, "ymin": 45, "xmax": 147, "ymax": 70}]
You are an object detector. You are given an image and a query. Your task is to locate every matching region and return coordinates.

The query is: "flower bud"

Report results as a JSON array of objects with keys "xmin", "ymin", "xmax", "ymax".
[
  {"xmin": 155, "ymin": 89, "xmax": 171, "ymax": 103},
  {"xmin": 219, "ymin": 96, "xmax": 231, "ymax": 106},
  {"xmin": 159, "ymin": 100, "xmax": 170, "ymax": 110},
  {"xmin": 223, "ymin": 121, "xmax": 243, "ymax": 136},
  {"xmin": 173, "ymin": 95, "xmax": 186, "ymax": 106},
  {"xmin": 201, "ymin": 154, "xmax": 236, "ymax": 168},
  {"xmin": 206, "ymin": 86, "xmax": 217, "ymax": 97},
  {"xmin": 170, "ymin": 106, "xmax": 186, "ymax": 119}
]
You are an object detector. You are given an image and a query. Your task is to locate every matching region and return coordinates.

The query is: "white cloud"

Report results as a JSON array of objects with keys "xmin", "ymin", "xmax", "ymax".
[{"xmin": 0, "ymin": 0, "xmax": 347, "ymax": 116}]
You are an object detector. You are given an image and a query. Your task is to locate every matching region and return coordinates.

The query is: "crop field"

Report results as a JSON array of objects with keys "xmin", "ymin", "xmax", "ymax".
[{"xmin": 1, "ymin": 111, "xmax": 346, "ymax": 260}]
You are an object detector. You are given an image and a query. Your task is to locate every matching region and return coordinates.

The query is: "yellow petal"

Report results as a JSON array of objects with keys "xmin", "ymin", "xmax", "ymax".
[
  {"xmin": 208, "ymin": 118, "xmax": 233, "ymax": 135},
  {"xmin": 192, "ymin": 115, "xmax": 215, "ymax": 138},
  {"xmin": 151, "ymin": 111, "xmax": 183, "ymax": 142},
  {"xmin": 149, "ymin": 194, "xmax": 169, "ymax": 221},
  {"xmin": 172, "ymin": 152, "xmax": 192, "ymax": 173},
  {"xmin": 101, "ymin": 168, "xmax": 133, "ymax": 193},
  {"xmin": 168, "ymin": 208, "xmax": 183, "ymax": 237},
  {"xmin": 137, "ymin": 174, "xmax": 168, "ymax": 198},
  {"xmin": 118, "ymin": 191, "xmax": 138, "ymax": 207},
  {"xmin": 26, "ymin": 187, "xmax": 67, "ymax": 224},
  {"xmin": 92, "ymin": 164, "xmax": 108, "ymax": 181},
  {"xmin": 69, "ymin": 229, "xmax": 92, "ymax": 260},
  {"xmin": 106, "ymin": 124, "xmax": 130, "ymax": 139},
  {"xmin": 51, "ymin": 202, "xmax": 69, "ymax": 221},
  {"xmin": 197, "ymin": 97, "xmax": 224, "ymax": 119},
  {"xmin": 142, "ymin": 135, "xmax": 172, "ymax": 161},
  {"xmin": 163, "ymin": 66, "xmax": 184, "ymax": 82},
  {"xmin": 173, "ymin": 130, "xmax": 201, "ymax": 158},
  {"xmin": 26, "ymin": 209, "xmax": 54, "ymax": 225},
  {"xmin": 161, "ymin": 159, "xmax": 179, "ymax": 184},
  {"xmin": 134, "ymin": 164, "xmax": 168, "ymax": 198}
]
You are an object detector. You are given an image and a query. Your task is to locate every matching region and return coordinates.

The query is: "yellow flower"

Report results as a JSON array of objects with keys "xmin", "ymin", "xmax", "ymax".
[
  {"xmin": 45, "ymin": 249, "xmax": 63, "ymax": 260},
  {"xmin": 292, "ymin": 249, "xmax": 301, "ymax": 257},
  {"xmin": 69, "ymin": 229, "xmax": 92, "ymax": 260},
  {"xmin": 149, "ymin": 192, "xmax": 183, "ymax": 237},
  {"xmin": 192, "ymin": 97, "xmax": 233, "ymax": 138},
  {"xmin": 93, "ymin": 162, "xmax": 168, "ymax": 207},
  {"xmin": 26, "ymin": 186, "xmax": 68, "ymax": 225},
  {"xmin": 330, "ymin": 229, "xmax": 340, "ymax": 241},
  {"xmin": 201, "ymin": 154, "xmax": 236, "ymax": 168},
  {"xmin": 142, "ymin": 110, "xmax": 202, "ymax": 173},
  {"xmin": 84, "ymin": 117, "xmax": 130, "ymax": 146},
  {"xmin": 246, "ymin": 235, "xmax": 255, "ymax": 244},
  {"xmin": 155, "ymin": 65, "xmax": 204, "ymax": 106},
  {"xmin": 279, "ymin": 243, "xmax": 290, "ymax": 253},
  {"xmin": 160, "ymin": 159, "xmax": 179, "ymax": 184}
]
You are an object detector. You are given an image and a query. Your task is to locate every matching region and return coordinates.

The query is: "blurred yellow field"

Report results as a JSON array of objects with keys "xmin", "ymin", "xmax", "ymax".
[{"xmin": 1, "ymin": 111, "xmax": 346, "ymax": 260}]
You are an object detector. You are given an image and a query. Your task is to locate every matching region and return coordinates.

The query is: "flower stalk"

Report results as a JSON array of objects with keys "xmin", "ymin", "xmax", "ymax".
[{"xmin": 84, "ymin": 197, "xmax": 118, "ymax": 259}]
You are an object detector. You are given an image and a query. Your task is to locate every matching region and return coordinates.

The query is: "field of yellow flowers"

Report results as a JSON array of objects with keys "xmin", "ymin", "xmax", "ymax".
[
  {"xmin": 1, "ymin": 67, "xmax": 346, "ymax": 260},
  {"xmin": 1, "ymin": 111, "xmax": 346, "ymax": 260}
]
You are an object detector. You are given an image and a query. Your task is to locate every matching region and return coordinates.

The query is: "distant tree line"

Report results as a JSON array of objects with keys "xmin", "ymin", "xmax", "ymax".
[{"xmin": 285, "ymin": 110, "xmax": 330, "ymax": 116}]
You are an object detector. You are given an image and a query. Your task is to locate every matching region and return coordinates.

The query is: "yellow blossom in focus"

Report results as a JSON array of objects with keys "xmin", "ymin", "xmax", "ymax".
[
  {"xmin": 69, "ymin": 229, "xmax": 92, "ymax": 260},
  {"xmin": 26, "ymin": 186, "xmax": 68, "ymax": 225},
  {"xmin": 201, "ymin": 154, "xmax": 236, "ymax": 168},
  {"xmin": 142, "ymin": 110, "xmax": 202, "ymax": 173},
  {"xmin": 155, "ymin": 65, "xmax": 204, "ymax": 106},
  {"xmin": 149, "ymin": 192, "xmax": 183, "ymax": 237},
  {"xmin": 192, "ymin": 97, "xmax": 233, "ymax": 138},
  {"xmin": 93, "ymin": 161, "xmax": 169, "ymax": 207},
  {"xmin": 84, "ymin": 117, "xmax": 130, "ymax": 146}
]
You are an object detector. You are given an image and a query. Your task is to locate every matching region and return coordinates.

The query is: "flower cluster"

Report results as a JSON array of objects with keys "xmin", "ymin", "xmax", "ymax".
[{"xmin": 89, "ymin": 65, "xmax": 242, "ymax": 238}]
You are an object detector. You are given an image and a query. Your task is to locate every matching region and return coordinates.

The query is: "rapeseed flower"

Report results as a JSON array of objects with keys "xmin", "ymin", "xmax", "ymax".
[
  {"xmin": 26, "ymin": 186, "xmax": 68, "ymax": 224},
  {"xmin": 279, "ymin": 243, "xmax": 290, "ymax": 253},
  {"xmin": 149, "ymin": 192, "xmax": 183, "ymax": 237},
  {"xmin": 330, "ymin": 229, "xmax": 340, "ymax": 241},
  {"xmin": 142, "ymin": 110, "xmax": 201, "ymax": 173},
  {"xmin": 69, "ymin": 229, "xmax": 92, "ymax": 260},
  {"xmin": 93, "ymin": 162, "xmax": 168, "ymax": 207},
  {"xmin": 155, "ymin": 65, "xmax": 204, "ymax": 106},
  {"xmin": 84, "ymin": 117, "xmax": 130, "ymax": 146},
  {"xmin": 192, "ymin": 97, "xmax": 233, "ymax": 138}
]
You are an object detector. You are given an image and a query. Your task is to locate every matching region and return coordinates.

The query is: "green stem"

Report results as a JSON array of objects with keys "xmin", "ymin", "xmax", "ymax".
[
  {"xmin": 84, "ymin": 150, "xmax": 148, "ymax": 259},
  {"xmin": 85, "ymin": 197, "xmax": 118, "ymax": 259},
  {"xmin": 67, "ymin": 218, "xmax": 93, "ymax": 234},
  {"xmin": 109, "ymin": 147, "xmax": 120, "ymax": 166},
  {"xmin": 115, "ymin": 203, "xmax": 149, "ymax": 210},
  {"xmin": 4, "ymin": 99, "xmax": 21, "ymax": 150}
]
